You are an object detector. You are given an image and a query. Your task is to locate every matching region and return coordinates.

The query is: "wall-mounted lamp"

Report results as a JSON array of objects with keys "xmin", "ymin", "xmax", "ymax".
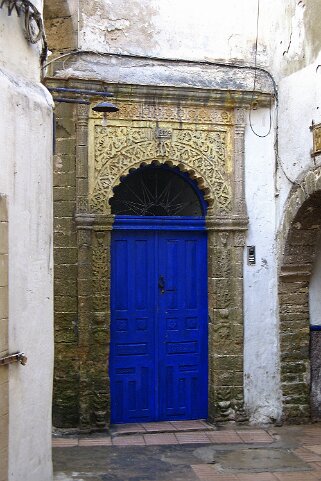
[{"xmin": 92, "ymin": 101, "xmax": 119, "ymax": 127}]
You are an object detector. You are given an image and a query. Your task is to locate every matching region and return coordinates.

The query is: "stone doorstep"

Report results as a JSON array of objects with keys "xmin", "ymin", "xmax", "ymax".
[
  {"xmin": 110, "ymin": 419, "xmax": 215, "ymax": 437},
  {"xmin": 52, "ymin": 427, "xmax": 275, "ymax": 448}
]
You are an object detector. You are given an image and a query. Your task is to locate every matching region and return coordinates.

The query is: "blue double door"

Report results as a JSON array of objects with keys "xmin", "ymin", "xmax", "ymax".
[{"xmin": 110, "ymin": 223, "xmax": 208, "ymax": 423}]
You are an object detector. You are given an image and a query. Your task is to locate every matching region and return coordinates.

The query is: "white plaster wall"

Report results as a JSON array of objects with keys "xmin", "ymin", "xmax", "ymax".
[
  {"xmin": 0, "ymin": 6, "xmax": 53, "ymax": 481},
  {"xmin": 78, "ymin": 0, "xmax": 284, "ymax": 66},
  {"xmin": 242, "ymin": 1, "xmax": 321, "ymax": 422},
  {"xmin": 0, "ymin": 0, "xmax": 44, "ymax": 82},
  {"xmin": 243, "ymin": 107, "xmax": 282, "ymax": 423},
  {"xmin": 76, "ymin": 0, "xmax": 319, "ymax": 87},
  {"xmin": 276, "ymin": 57, "xmax": 321, "ymax": 214}
]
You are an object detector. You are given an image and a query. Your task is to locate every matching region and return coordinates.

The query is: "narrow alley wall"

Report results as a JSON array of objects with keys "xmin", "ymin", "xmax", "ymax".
[{"xmin": 0, "ymin": 1, "xmax": 54, "ymax": 480}]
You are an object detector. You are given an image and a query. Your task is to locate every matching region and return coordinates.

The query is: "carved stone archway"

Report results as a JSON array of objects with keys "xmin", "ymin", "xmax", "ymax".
[
  {"xmin": 72, "ymin": 87, "xmax": 250, "ymax": 429},
  {"xmin": 49, "ymin": 78, "xmax": 274, "ymax": 430},
  {"xmin": 279, "ymin": 166, "xmax": 321, "ymax": 422}
]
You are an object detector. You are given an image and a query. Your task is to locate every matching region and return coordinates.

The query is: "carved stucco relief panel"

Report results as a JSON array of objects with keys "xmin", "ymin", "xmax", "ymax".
[{"xmin": 89, "ymin": 112, "xmax": 234, "ymax": 214}]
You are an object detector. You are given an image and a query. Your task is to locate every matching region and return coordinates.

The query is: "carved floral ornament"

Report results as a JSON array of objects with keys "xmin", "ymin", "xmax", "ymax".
[{"xmin": 89, "ymin": 102, "xmax": 235, "ymax": 215}]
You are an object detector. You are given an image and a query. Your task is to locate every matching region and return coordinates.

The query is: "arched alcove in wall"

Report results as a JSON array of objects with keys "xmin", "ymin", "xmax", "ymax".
[{"xmin": 279, "ymin": 168, "xmax": 321, "ymax": 421}]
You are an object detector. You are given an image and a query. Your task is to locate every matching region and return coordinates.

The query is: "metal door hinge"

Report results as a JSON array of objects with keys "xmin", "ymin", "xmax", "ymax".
[{"xmin": 0, "ymin": 352, "xmax": 27, "ymax": 366}]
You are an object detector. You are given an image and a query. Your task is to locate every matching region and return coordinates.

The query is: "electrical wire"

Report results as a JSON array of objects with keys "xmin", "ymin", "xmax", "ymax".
[
  {"xmin": 249, "ymin": 0, "xmax": 273, "ymax": 138},
  {"xmin": 248, "ymin": 0, "xmax": 298, "ymax": 188}
]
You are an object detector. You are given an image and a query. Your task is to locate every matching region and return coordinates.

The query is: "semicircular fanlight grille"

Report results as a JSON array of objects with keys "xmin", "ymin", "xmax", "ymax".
[{"xmin": 110, "ymin": 166, "xmax": 204, "ymax": 216}]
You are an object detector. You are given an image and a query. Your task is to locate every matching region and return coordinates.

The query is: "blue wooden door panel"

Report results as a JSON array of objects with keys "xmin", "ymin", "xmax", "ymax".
[
  {"xmin": 110, "ymin": 231, "xmax": 156, "ymax": 423},
  {"xmin": 110, "ymin": 224, "xmax": 208, "ymax": 423},
  {"xmin": 158, "ymin": 232, "xmax": 208, "ymax": 420}
]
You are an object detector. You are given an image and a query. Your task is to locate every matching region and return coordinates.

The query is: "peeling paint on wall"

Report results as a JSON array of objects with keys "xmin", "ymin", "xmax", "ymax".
[{"xmin": 79, "ymin": 0, "xmax": 159, "ymax": 53}]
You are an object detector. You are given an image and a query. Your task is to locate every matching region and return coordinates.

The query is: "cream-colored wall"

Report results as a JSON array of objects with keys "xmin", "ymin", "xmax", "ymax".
[
  {"xmin": 0, "ymin": 4, "xmax": 53, "ymax": 481},
  {"xmin": 0, "ymin": 196, "xmax": 8, "ymax": 481},
  {"xmin": 79, "ymin": 0, "xmax": 261, "ymax": 62},
  {"xmin": 0, "ymin": 0, "xmax": 44, "ymax": 81},
  {"xmin": 76, "ymin": 0, "xmax": 313, "ymax": 78}
]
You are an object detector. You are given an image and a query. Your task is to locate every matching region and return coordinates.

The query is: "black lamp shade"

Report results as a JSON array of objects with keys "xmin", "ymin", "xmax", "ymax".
[{"xmin": 92, "ymin": 101, "xmax": 119, "ymax": 113}]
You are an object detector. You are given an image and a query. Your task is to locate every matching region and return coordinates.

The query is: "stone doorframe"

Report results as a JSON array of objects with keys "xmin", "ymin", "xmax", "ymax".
[
  {"xmin": 51, "ymin": 79, "xmax": 272, "ymax": 430},
  {"xmin": 279, "ymin": 166, "xmax": 321, "ymax": 422}
]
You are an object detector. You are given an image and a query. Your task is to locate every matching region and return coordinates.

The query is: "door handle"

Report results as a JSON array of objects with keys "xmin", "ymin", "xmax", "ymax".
[{"xmin": 158, "ymin": 275, "xmax": 165, "ymax": 294}]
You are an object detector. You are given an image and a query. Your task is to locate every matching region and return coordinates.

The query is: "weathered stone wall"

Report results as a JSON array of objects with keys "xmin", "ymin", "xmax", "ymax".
[
  {"xmin": 44, "ymin": 0, "xmax": 78, "ymax": 52},
  {"xmin": 53, "ymin": 102, "xmax": 79, "ymax": 427},
  {"xmin": 279, "ymin": 169, "xmax": 321, "ymax": 422},
  {"xmin": 279, "ymin": 275, "xmax": 310, "ymax": 421},
  {"xmin": 208, "ymin": 228, "xmax": 246, "ymax": 422}
]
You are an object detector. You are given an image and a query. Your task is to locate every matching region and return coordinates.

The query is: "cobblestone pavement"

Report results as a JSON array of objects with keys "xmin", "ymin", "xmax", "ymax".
[{"xmin": 53, "ymin": 420, "xmax": 321, "ymax": 481}]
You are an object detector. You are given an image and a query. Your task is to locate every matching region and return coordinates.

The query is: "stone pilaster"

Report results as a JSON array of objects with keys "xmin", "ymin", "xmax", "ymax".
[
  {"xmin": 91, "ymin": 220, "xmax": 113, "ymax": 429},
  {"xmin": 207, "ymin": 217, "xmax": 247, "ymax": 422},
  {"xmin": 76, "ymin": 104, "xmax": 94, "ymax": 430},
  {"xmin": 77, "ymin": 226, "xmax": 93, "ymax": 430},
  {"xmin": 234, "ymin": 109, "xmax": 247, "ymax": 217}
]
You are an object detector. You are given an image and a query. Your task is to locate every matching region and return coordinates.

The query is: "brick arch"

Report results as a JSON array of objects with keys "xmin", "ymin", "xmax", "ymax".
[{"xmin": 279, "ymin": 166, "xmax": 321, "ymax": 422}]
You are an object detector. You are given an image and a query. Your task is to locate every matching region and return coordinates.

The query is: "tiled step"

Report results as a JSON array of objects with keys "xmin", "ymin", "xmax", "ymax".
[
  {"xmin": 110, "ymin": 419, "xmax": 215, "ymax": 436},
  {"xmin": 52, "ymin": 427, "xmax": 274, "ymax": 448}
]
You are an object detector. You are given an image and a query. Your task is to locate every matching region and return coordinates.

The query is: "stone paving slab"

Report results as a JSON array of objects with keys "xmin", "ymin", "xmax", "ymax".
[
  {"xmin": 53, "ymin": 421, "xmax": 274, "ymax": 448},
  {"xmin": 112, "ymin": 434, "xmax": 146, "ymax": 446},
  {"xmin": 144, "ymin": 433, "xmax": 179, "ymax": 445},
  {"xmin": 78, "ymin": 437, "xmax": 113, "ymax": 447},
  {"xmin": 236, "ymin": 430, "xmax": 273, "ymax": 443},
  {"xmin": 294, "ymin": 447, "xmax": 321, "ymax": 462},
  {"xmin": 52, "ymin": 429, "xmax": 274, "ymax": 447},
  {"xmin": 176, "ymin": 432, "xmax": 213, "ymax": 444},
  {"xmin": 111, "ymin": 419, "xmax": 215, "ymax": 436},
  {"xmin": 306, "ymin": 445, "xmax": 321, "ymax": 455},
  {"xmin": 53, "ymin": 422, "xmax": 321, "ymax": 481},
  {"xmin": 207, "ymin": 431, "xmax": 243, "ymax": 444}
]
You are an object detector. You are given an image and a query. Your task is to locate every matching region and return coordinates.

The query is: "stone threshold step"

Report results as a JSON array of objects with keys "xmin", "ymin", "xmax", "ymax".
[{"xmin": 110, "ymin": 420, "xmax": 216, "ymax": 437}]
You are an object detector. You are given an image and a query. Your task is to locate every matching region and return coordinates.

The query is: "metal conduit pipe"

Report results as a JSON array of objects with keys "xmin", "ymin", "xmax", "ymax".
[{"xmin": 47, "ymin": 87, "xmax": 114, "ymax": 97}]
